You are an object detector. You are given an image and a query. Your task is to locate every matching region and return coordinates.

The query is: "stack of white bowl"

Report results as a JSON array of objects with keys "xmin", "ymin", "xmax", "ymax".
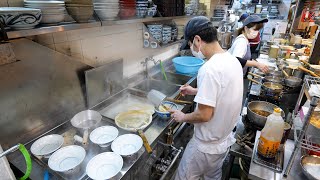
[
  {"xmin": 94, "ymin": 0, "xmax": 120, "ymax": 20},
  {"xmin": 24, "ymin": 0, "xmax": 66, "ymax": 24}
]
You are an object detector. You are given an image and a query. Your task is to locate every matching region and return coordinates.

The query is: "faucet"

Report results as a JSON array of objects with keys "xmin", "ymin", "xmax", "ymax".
[{"xmin": 141, "ymin": 56, "xmax": 160, "ymax": 78}]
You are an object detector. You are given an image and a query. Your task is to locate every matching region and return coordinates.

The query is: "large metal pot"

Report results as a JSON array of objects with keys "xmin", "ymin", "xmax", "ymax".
[{"xmin": 247, "ymin": 101, "xmax": 285, "ymax": 128}]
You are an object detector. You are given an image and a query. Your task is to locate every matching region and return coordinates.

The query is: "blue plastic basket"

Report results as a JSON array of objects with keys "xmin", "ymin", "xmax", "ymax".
[{"xmin": 172, "ymin": 56, "xmax": 204, "ymax": 74}]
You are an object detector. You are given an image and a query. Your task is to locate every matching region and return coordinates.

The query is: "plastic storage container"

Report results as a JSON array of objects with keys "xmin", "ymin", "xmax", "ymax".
[
  {"xmin": 172, "ymin": 56, "xmax": 204, "ymax": 74},
  {"xmin": 257, "ymin": 108, "xmax": 284, "ymax": 158}
]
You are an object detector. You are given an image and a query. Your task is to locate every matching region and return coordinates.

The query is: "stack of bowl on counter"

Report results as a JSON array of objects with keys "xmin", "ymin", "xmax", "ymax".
[
  {"xmin": 24, "ymin": 0, "xmax": 66, "ymax": 24},
  {"xmin": 94, "ymin": 0, "xmax": 120, "ymax": 20},
  {"xmin": 65, "ymin": 0, "xmax": 94, "ymax": 23}
]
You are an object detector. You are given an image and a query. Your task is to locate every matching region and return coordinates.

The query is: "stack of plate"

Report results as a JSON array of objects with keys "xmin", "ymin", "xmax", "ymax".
[
  {"xmin": 136, "ymin": 0, "xmax": 148, "ymax": 18},
  {"xmin": 171, "ymin": 27, "xmax": 178, "ymax": 41},
  {"xmin": 147, "ymin": 24, "xmax": 162, "ymax": 43},
  {"xmin": 94, "ymin": 0, "xmax": 120, "ymax": 20},
  {"xmin": 24, "ymin": 0, "xmax": 65, "ymax": 24},
  {"xmin": 162, "ymin": 26, "xmax": 172, "ymax": 44},
  {"xmin": 119, "ymin": 0, "xmax": 136, "ymax": 19},
  {"xmin": 65, "ymin": 0, "xmax": 93, "ymax": 23}
]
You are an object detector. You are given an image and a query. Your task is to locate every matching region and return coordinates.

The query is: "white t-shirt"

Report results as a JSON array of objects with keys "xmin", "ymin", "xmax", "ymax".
[
  {"xmin": 193, "ymin": 52, "xmax": 243, "ymax": 154},
  {"xmin": 228, "ymin": 34, "xmax": 249, "ymax": 59}
]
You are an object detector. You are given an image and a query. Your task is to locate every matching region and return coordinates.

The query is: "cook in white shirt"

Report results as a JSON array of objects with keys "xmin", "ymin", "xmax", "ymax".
[{"xmin": 170, "ymin": 16, "xmax": 243, "ymax": 180}]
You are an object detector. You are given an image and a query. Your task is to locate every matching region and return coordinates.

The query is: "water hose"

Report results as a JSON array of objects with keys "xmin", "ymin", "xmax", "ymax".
[
  {"xmin": 18, "ymin": 144, "xmax": 32, "ymax": 180},
  {"xmin": 160, "ymin": 60, "xmax": 168, "ymax": 81}
]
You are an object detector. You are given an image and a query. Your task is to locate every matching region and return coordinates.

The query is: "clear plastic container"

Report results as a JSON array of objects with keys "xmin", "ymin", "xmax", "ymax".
[{"xmin": 258, "ymin": 108, "xmax": 285, "ymax": 158}]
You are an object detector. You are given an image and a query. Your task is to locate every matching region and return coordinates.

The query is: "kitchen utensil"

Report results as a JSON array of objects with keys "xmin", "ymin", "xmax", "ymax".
[
  {"xmin": 111, "ymin": 134, "xmax": 143, "ymax": 156},
  {"xmin": 298, "ymin": 66, "xmax": 320, "ymax": 77},
  {"xmin": 172, "ymin": 56, "xmax": 205, "ymax": 74},
  {"xmin": 147, "ymin": 89, "xmax": 192, "ymax": 107},
  {"xmin": 248, "ymin": 72, "xmax": 282, "ymax": 84},
  {"xmin": 48, "ymin": 145, "xmax": 86, "ymax": 173},
  {"xmin": 269, "ymin": 45, "xmax": 280, "ymax": 59},
  {"xmin": 285, "ymin": 59, "xmax": 301, "ymax": 69},
  {"xmin": 247, "ymin": 101, "xmax": 285, "ymax": 128},
  {"xmin": 300, "ymin": 155, "xmax": 320, "ymax": 180},
  {"xmin": 160, "ymin": 60, "xmax": 168, "ymax": 81},
  {"xmin": 70, "ymin": 110, "xmax": 102, "ymax": 145},
  {"xmin": 31, "ymin": 134, "xmax": 64, "ymax": 158},
  {"xmin": 248, "ymin": 78, "xmax": 283, "ymax": 93},
  {"xmin": 86, "ymin": 152, "xmax": 123, "ymax": 180},
  {"xmin": 89, "ymin": 126, "xmax": 119, "ymax": 147},
  {"xmin": 282, "ymin": 69, "xmax": 302, "ymax": 87},
  {"xmin": 114, "ymin": 110, "xmax": 152, "ymax": 153}
]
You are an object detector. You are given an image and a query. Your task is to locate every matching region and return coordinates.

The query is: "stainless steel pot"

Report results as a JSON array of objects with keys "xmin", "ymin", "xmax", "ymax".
[
  {"xmin": 292, "ymin": 69, "xmax": 304, "ymax": 78},
  {"xmin": 263, "ymin": 76, "xmax": 283, "ymax": 84},
  {"xmin": 284, "ymin": 76, "xmax": 302, "ymax": 87},
  {"xmin": 247, "ymin": 101, "xmax": 285, "ymax": 128}
]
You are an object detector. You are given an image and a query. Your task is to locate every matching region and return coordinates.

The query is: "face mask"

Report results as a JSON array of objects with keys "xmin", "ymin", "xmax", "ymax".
[
  {"xmin": 246, "ymin": 27, "xmax": 259, "ymax": 39},
  {"xmin": 190, "ymin": 39, "xmax": 205, "ymax": 59}
]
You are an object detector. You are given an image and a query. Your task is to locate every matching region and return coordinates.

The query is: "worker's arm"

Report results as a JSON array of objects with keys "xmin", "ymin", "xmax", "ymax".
[
  {"xmin": 245, "ymin": 60, "xmax": 269, "ymax": 73},
  {"xmin": 169, "ymin": 103, "xmax": 214, "ymax": 123}
]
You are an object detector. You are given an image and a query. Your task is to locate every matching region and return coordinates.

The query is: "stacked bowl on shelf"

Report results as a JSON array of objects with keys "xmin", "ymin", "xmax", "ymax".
[
  {"xmin": 162, "ymin": 26, "xmax": 172, "ymax": 44},
  {"xmin": 94, "ymin": 0, "xmax": 120, "ymax": 20},
  {"xmin": 65, "ymin": 0, "xmax": 94, "ymax": 23},
  {"xmin": 136, "ymin": 0, "xmax": 148, "ymax": 18},
  {"xmin": 24, "ymin": 0, "xmax": 66, "ymax": 24},
  {"xmin": 171, "ymin": 27, "xmax": 178, "ymax": 41},
  {"xmin": 0, "ymin": 7, "xmax": 42, "ymax": 29},
  {"xmin": 146, "ymin": 4, "xmax": 157, "ymax": 17},
  {"xmin": 119, "ymin": 0, "xmax": 136, "ymax": 19},
  {"xmin": 147, "ymin": 24, "xmax": 162, "ymax": 43}
]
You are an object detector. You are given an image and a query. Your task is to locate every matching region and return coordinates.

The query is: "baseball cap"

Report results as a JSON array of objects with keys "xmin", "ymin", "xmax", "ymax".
[
  {"xmin": 180, "ymin": 16, "xmax": 214, "ymax": 50},
  {"xmin": 242, "ymin": 15, "xmax": 268, "ymax": 27},
  {"xmin": 238, "ymin": 13, "xmax": 249, "ymax": 22}
]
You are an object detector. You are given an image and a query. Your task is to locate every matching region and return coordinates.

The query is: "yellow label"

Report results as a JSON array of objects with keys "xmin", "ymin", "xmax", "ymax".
[{"xmin": 257, "ymin": 136, "xmax": 281, "ymax": 158}]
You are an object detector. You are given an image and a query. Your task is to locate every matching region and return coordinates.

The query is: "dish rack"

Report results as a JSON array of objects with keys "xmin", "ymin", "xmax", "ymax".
[{"xmin": 284, "ymin": 76, "xmax": 320, "ymax": 176}]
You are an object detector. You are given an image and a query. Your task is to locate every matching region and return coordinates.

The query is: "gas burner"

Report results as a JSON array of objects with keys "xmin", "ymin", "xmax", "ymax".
[
  {"xmin": 242, "ymin": 115, "xmax": 263, "ymax": 132},
  {"xmin": 248, "ymin": 93, "xmax": 280, "ymax": 106},
  {"xmin": 282, "ymin": 85, "xmax": 302, "ymax": 94}
]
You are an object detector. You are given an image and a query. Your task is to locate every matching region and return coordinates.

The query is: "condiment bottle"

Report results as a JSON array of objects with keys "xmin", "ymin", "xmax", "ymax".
[{"xmin": 257, "ymin": 108, "xmax": 284, "ymax": 158}]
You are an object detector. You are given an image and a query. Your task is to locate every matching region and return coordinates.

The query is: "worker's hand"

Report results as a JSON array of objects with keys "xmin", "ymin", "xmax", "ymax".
[
  {"xmin": 180, "ymin": 85, "xmax": 197, "ymax": 96},
  {"xmin": 257, "ymin": 63, "xmax": 269, "ymax": 74},
  {"xmin": 168, "ymin": 110, "xmax": 186, "ymax": 122}
]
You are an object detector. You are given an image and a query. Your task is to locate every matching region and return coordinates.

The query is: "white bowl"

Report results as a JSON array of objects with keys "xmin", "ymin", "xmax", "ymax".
[
  {"xmin": 31, "ymin": 134, "xmax": 64, "ymax": 157},
  {"xmin": 48, "ymin": 145, "xmax": 86, "ymax": 172},
  {"xmin": 90, "ymin": 126, "xmax": 119, "ymax": 147},
  {"xmin": 0, "ymin": 7, "xmax": 42, "ymax": 29},
  {"xmin": 86, "ymin": 152, "xmax": 123, "ymax": 179},
  {"xmin": 111, "ymin": 134, "xmax": 142, "ymax": 156},
  {"xmin": 41, "ymin": 13, "xmax": 65, "ymax": 23}
]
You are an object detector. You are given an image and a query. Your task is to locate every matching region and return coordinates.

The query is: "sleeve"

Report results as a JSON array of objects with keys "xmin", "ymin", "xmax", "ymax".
[
  {"xmin": 194, "ymin": 70, "xmax": 221, "ymax": 108},
  {"xmin": 236, "ymin": 57, "xmax": 247, "ymax": 68},
  {"xmin": 229, "ymin": 38, "xmax": 248, "ymax": 59}
]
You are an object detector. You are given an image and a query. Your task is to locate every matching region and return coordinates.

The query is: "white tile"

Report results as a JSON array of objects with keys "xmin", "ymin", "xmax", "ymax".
[
  {"xmin": 81, "ymin": 35, "xmax": 113, "ymax": 62},
  {"xmin": 43, "ymin": 44, "xmax": 56, "ymax": 51},
  {"xmin": 69, "ymin": 53, "xmax": 83, "ymax": 60},
  {"xmin": 53, "ymin": 31, "xmax": 68, "ymax": 43},
  {"xmin": 35, "ymin": 33, "xmax": 54, "ymax": 45},
  {"xmin": 67, "ymin": 27, "xmax": 102, "ymax": 41},
  {"xmin": 54, "ymin": 40, "xmax": 82, "ymax": 56}
]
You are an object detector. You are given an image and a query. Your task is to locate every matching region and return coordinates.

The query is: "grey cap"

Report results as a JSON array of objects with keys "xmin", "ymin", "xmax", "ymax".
[
  {"xmin": 180, "ymin": 16, "xmax": 214, "ymax": 50},
  {"xmin": 242, "ymin": 15, "xmax": 268, "ymax": 27}
]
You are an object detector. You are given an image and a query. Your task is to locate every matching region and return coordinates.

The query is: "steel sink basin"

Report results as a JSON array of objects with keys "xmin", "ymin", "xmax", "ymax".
[
  {"xmin": 151, "ymin": 72, "xmax": 191, "ymax": 86},
  {"xmin": 132, "ymin": 79, "xmax": 180, "ymax": 97}
]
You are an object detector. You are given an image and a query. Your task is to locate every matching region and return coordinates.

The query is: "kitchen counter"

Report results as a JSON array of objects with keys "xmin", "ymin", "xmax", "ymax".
[{"xmin": 8, "ymin": 68, "xmax": 196, "ymax": 180}]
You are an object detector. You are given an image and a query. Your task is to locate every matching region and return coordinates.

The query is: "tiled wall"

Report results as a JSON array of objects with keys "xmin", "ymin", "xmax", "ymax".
[{"xmin": 30, "ymin": 18, "xmax": 190, "ymax": 78}]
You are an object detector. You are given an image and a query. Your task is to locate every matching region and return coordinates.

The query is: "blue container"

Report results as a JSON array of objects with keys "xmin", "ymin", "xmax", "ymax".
[{"xmin": 172, "ymin": 56, "xmax": 205, "ymax": 74}]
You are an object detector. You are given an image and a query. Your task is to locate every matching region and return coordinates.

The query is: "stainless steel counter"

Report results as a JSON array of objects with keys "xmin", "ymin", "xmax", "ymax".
[
  {"xmin": 7, "ymin": 54, "xmax": 197, "ymax": 179},
  {"xmin": 249, "ymin": 131, "xmax": 308, "ymax": 180}
]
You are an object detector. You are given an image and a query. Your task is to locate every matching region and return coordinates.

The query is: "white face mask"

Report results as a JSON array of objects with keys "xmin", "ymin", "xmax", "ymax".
[
  {"xmin": 190, "ymin": 39, "xmax": 205, "ymax": 59},
  {"xmin": 246, "ymin": 27, "xmax": 259, "ymax": 39}
]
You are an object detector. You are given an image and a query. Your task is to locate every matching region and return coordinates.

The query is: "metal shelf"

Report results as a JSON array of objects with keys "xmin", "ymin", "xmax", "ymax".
[
  {"xmin": 6, "ymin": 21, "xmax": 101, "ymax": 39},
  {"xmin": 5, "ymin": 16, "xmax": 194, "ymax": 39}
]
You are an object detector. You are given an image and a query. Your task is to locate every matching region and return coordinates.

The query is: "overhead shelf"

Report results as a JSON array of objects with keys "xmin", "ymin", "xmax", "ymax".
[{"xmin": 5, "ymin": 16, "xmax": 194, "ymax": 39}]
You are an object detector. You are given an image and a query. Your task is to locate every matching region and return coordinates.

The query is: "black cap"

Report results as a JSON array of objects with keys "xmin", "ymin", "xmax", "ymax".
[
  {"xmin": 180, "ymin": 16, "xmax": 214, "ymax": 50},
  {"xmin": 242, "ymin": 15, "xmax": 268, "ymax": 27},
  {"xmin": 238, "ymin": 13, "xmax": 249, "ymax": 22}
]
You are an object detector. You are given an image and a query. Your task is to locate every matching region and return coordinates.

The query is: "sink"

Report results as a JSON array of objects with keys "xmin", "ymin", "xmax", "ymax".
[
  {"xmin": 151, "ymin": 72, "xmax": 191, "ymax": 85},
  {"xmin": 132, "ymin": 79, "xmax": 180, "ymax": 97}
]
